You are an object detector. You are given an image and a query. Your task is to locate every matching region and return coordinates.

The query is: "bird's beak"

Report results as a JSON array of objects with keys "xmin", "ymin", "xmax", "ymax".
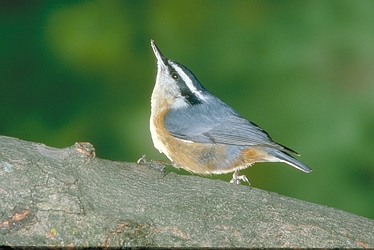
[{"xmin": 151, "ymin": 40, "xmax": 168, "ymax": 70}]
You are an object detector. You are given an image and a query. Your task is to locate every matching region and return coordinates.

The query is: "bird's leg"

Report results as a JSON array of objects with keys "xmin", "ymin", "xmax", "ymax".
[
  {"xmin": 137, "ymin": 155, "xmax": 171, "ymax": 178},
  {"xmin": 230, "ymin": 170, "xmax": 251, "ymax": 187}
]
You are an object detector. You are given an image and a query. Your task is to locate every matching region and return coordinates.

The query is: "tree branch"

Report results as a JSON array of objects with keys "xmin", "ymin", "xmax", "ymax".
[{"xmin": 0, "ymin": 135, "xmax": 373, "ymax": 248}]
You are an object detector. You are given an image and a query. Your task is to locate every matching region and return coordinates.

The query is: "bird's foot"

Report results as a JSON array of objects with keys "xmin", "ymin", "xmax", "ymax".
[
  {"xmin": 137, "ymin": 155, "xmax": 170, "ymax": 178},
  {"xmin": 230, "ymin": 170, "xmax": 251, "ymax": 187}
]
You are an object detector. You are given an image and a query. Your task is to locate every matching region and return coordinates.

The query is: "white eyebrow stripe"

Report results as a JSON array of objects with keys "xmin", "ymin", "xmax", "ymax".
[{"xmin": 170, "ymin": 61, "xmax": 206, "ymax": 100}]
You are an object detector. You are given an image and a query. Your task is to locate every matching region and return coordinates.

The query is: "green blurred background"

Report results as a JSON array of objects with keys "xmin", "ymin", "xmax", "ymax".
[{"xmin": 1, "ymin": 0, "xmax": 373, "ymax": 219}]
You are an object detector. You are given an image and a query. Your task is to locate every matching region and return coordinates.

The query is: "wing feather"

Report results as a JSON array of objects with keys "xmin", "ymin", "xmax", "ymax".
[{"xmin": 164, "ymin": 96, "xmax": 298, "ymax": 155}]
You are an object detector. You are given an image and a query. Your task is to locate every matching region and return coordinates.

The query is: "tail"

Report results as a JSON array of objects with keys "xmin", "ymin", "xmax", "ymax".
[{"xmin": 269, "ymin": 149, "xmax": 312, "ymax": 173}]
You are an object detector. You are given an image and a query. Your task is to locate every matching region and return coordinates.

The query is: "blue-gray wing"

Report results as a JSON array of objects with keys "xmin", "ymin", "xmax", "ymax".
[{"xmin": 164, "ymin": 97, "xmax": 295, "ymax": 154}]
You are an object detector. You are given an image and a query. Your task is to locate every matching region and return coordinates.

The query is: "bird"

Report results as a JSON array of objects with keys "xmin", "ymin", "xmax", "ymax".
[{"xmin": 149, "ymin": 40, "xmax": 311, "ymax": 185}]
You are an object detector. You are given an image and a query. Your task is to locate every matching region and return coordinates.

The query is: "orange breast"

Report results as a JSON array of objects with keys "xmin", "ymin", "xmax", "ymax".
[{"xmin": 151, "ymin": 102, "xmax": 269, "ymax": 174}]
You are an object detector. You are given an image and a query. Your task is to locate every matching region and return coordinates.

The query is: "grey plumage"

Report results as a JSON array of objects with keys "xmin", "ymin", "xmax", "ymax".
[
  {"xmin": 150, "ymin": 39, "xmax": 312, "ymax": 185},
  {"xmin": 163, "ymin": 60, "xmax": 311, "ymax": 173}
]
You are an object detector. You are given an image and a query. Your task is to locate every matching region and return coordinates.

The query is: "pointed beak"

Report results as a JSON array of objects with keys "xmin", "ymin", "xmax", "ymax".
[{"xmin": 151, "ymin": 40, "xmax": 168, "ymax": 70}]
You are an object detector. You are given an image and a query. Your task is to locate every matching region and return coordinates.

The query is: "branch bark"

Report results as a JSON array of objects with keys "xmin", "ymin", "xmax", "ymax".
[{"xmin": 0, "ymin": 135, "xmax": 373, "ymax": 248}]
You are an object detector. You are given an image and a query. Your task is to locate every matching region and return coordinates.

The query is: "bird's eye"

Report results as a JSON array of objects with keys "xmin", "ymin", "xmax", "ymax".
[{"xmin": 171, "ymin": 73, "xmax": 179, "ymax": 79}]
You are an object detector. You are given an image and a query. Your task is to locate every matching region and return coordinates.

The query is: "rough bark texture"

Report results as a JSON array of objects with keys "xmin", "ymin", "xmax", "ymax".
[{"xmin": 0, "ymin": 135, "xmax": 373, "ymax": 248}]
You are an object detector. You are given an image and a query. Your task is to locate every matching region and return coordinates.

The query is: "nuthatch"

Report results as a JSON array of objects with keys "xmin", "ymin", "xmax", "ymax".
[{"xmin": 149, "ymin": 40, "xmax": 311, "ymax": 185}]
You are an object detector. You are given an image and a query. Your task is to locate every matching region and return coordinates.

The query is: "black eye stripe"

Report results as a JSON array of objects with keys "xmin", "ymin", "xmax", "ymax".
[
  {"xmin": 168, "ymin": 61, "xmax": 205, "ymax": 106},
  {"xmin": 176, "ymin": 78, "xmax": 202, "ymax": 105}
]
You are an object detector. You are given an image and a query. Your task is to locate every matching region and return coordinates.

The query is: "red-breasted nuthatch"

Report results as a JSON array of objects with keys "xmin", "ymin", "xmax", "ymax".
[{"xmin": 150, "ymin": 40, "xmax": 311, "ymax": 185}]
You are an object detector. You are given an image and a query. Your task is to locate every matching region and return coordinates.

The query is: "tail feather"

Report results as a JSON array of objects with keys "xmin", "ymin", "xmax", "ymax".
[{"xmin": 270, "ymin": 149, "xmax": 312, "ymax": 173}]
